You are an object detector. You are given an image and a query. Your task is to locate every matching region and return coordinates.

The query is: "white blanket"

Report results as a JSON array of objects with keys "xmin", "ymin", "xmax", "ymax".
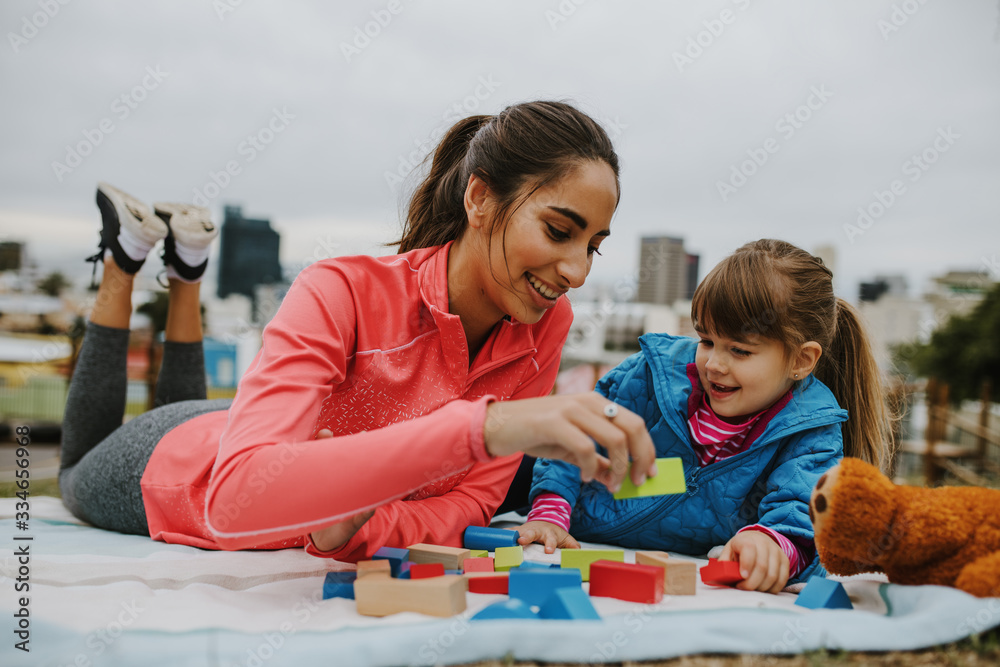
[{"xmin": 2, "ymin": 497, "xmax": 998, "ymax": 667}]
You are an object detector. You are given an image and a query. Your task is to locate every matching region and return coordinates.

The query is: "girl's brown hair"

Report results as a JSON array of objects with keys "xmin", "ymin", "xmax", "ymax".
[
  {"xmin": 691, "ymin": 239, "xmax": 890, "ymax": 468},
  {"xmin": 395, "ymin": 100, "xmax": 620, "ymax": 253}
]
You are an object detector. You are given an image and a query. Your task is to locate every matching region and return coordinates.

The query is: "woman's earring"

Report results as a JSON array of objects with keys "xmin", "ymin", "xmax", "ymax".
[{"xmin": 793, "ymin": 373, "xmax": 799, "ymax": 379}]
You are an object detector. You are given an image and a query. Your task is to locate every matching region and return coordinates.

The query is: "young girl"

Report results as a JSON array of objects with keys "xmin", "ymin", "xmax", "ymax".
[
  {"xmin": 59, "ymin": 101, "xmax": 657, "ymax": 561},
  {"xmin": 519, "ymin": 239, "xmax": 890, "ymax": 593}
]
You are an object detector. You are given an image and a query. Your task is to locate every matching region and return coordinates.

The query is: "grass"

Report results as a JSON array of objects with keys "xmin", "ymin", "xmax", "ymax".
[{"xmin": 2, "ymin": 478, "xmax": 997, "ymax": 665}]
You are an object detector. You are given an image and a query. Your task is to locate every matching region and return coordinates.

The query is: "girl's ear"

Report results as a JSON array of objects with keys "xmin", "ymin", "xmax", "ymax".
[
  {"xmin": 791, "ymin": 341, "xmax": 822, "ymax": 380},
  {"xmin": 463, "ymin": 174, "xmax": 491, "ymax": 230}
]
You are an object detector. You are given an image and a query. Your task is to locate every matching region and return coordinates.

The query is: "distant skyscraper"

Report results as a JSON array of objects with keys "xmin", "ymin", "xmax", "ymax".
[
  {"xmin": 636, "ymin": 236, "xmax": 688, "ymax": 306},
  {"xmin": 216, "ymin": 205, "xmax": 282, "ymax": 300},
  {"xmin": 685, "ymin": 253, "xmax": 700, "ymax": 300}
]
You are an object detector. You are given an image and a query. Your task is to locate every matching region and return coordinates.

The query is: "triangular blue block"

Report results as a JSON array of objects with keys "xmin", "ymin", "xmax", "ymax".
[
  {"xmin": 373, "ymin": 547, "xmax": 409, "ymax": 577},
  {"xmin": 322, "ymin": 571, "xmax": 357, "ymax": 600},
  {"xmin": 471, "ymin": 598, "xmax": 538, "ymax": 620},
  {"xmin": 794, "ymin": 576, "xmax": 853, "ymax": 610},
  {"xmin": 538, "ymin": 587, "xmax": 602, "ymax": 620}
]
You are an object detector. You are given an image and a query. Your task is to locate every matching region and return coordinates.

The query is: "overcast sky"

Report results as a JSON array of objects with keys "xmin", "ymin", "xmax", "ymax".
[{"xmin": 2, "ymin": 1, "xmax": 998, "ymax": 302}]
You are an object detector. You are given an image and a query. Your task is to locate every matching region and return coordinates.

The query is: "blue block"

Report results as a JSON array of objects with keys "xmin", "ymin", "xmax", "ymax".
[
  {"xmin": 795, "ymin": 576, "xmax": 853, "ymax": 610},
  {"xmin": 464, "ymin": 526, "xmax": 520, "ymax": 551},
  {"xmin": 508, "ymin": 568, "xmax": 582, "ymax": 606},
  {"xmin": 515, "ymin": 561, "xmax": 554, "ymax": 570},
  {"xmin": 471, "ymin": 598, "xmax": 538, "ymax": 620},
  {"xmin": 538, "ymin": 587, "xmax": 602, "ymax": 620},
  {"xmin": 373, "ymin": 547, "xmax": 409, "ymax": 577},
  {"xmin": 322, "ymin": 571, "xmax": 357, "ymax": 600}
]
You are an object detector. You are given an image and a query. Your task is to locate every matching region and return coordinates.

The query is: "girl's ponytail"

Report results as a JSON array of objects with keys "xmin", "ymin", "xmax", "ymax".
[
  {"xmin": 817, "ymin": 298, "xmax": 891, "ymax": 469},
  {"xmin": 397, "ymin": 115, "xmax": 491, "ymax": 253}
]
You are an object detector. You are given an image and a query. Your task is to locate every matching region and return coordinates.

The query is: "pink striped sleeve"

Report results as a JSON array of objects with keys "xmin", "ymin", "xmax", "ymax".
[
  {"xmin": 526, "ymin": 492, "xmax": 572, "ymax": 532},
  {"xmin": 737, "ymin": 525, "xmax": 808, "ymax": 578}
]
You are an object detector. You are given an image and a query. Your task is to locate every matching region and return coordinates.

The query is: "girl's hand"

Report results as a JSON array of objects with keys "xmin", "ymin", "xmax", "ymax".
[
  {"xmin": 483, "ymin": 394, "xmax": 657, "ymax": 494},
  {"xmin": 719, "ymin": 530, "xmax": 790, "ymax": 594},
  {"xmin": 516, "ymin": 520, "xmax": 580, "ymax": 554},
  {"xmin": 308, "ymin": 428, "xmax": 375, "ymax": 553}
]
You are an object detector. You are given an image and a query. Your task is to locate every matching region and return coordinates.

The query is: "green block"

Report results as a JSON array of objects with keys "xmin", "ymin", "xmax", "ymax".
[
  {"xmin": 494, "ymin": 546, "xmax": 523, "ymax": 571},
  {"xmin": 613, "ymin": 457, "xmax": 686, "ymax": 500},
  {"xmin": 560, "ymin": 549, "xmax": 624, "ymax": 581},
  {"xmin": 470, "ymin": 549, "xmax": 489, "ymax": 558}
]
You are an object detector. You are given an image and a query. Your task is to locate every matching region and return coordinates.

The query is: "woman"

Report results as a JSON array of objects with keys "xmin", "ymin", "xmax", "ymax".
[{"xmin": 60, "ymin": 101, "xmax": 656, "ymax": 561}]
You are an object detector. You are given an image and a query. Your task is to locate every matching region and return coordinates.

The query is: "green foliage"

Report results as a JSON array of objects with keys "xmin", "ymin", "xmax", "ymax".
[
  {"xmin": 899, "ymin": 282, "xmax": 1000, "ymax": 404},
  {"xmin": 37, "ymin": 271, "xmax": 71, "ymax": 297}
]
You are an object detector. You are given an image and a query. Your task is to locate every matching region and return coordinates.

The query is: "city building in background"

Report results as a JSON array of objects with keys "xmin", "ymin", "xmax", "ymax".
[
  {"xmin": 216, "ymin": 205, "xmax": 283, "ymax": 304},
  {"xmin": 635, "ymin": 236, "xmax": 699, "ymax": 306}
]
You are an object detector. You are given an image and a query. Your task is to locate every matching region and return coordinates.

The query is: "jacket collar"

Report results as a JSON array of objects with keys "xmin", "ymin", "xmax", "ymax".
[{"xmin": 416, "ymin": 242, "xmax": 538, "ymax": 382}]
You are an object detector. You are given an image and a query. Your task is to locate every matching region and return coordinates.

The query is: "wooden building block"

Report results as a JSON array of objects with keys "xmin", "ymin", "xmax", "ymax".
[
  {"xmin": 322, "ymin": 571, "xmax": 357, "ymax": 600},
  {"xmin": 509, "ymin": 568, "xmax": 582, "ymax": 606},
  {"xmin": 471, "ymin": 598, "xmax": 537, "ymax": 620},
  {"xmin": 470, "ymin": 549, "xmax": 489, "ymax": 558},
  {"xmin": 407, "ymin": 543, "xmax": 470, "ymax": 570},
  {"xmin": 356, "ymin": 560, "xmax": 392, "ymax": 578},
  {"xmin": 355, "ymin": 574, "xmax": 467, "ymax": 617},
  {"xmin": 466, "ymin": 572, "xmax": 509, "ymax": 595},
  {"xmin": 463, "ymin": 557, "xmax": 495, "ymax": 573},
  {"xmin": 463, "ymin": 526, "xmax": 520, "ymax": 551},
  {"xmin": 410, "ymin": 563, "xmax": 446, "ymax": 579},
  {"xmin": 589, "ymin": 560, "xmax": 664, "ymax": 604},
  {"xmin": 538, "ymin": 587, "xmax": 602, "ymax": 620},
  {"xmin": 635, "ymin": 551, "xmax": 695, "ymax": 595},
  {"xmin": 794, "ymin": 576, "xmax": 853, "ymax": 610},
  {"xmin": 613, "ymin": 457, "xmax": 687, "ymax": 499},
  {"xmin": 700, "ymin": 558, "xmax": 743, "ymax": 586},
  {"xmin": 373, "ymin": 546, "xmax": 409, "ymax": 577},
  {"xmin": 665, "ymin": 560, "xmax": 697, "ymax": 595},
  {"xmin": 494, "ymin": 546, "xmax": 523, "ymax": 571},
  {"xmin": 561, "ymin": 549, "xmax": 624, "ymax": 581}
]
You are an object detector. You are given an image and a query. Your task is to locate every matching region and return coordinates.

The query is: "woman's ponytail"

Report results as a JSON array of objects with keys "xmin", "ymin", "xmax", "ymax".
[{"xmin": 397, "ymin": 115, "xmax": 491, "ymax": 253}]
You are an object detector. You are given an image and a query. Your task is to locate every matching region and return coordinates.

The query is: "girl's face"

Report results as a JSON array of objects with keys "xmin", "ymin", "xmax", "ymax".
[
  {"xmin": 694, "ymin": 328, "xmax": 796, "ymax": 424},
  {"xmin": 480, "ymin": 161, "xmax": 619, "ymax": 325}
]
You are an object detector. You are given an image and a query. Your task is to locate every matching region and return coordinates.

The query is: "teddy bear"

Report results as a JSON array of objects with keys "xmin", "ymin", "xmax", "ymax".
[{"xmin": 809, "ymin": 457, "xmax": 1000, "ymax": 598}]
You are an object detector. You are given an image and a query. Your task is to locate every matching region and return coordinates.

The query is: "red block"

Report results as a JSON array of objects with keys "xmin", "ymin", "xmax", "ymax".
[
  {"xmin": 463, "ymin": 557, "xmax": 495, "ymax": 573},
  {"xmin": 700, "ymin": 558, "xmax": 743, "ymax": 586},
  {"xmin": 410, "ymin": 563, "xmax": 445, "ymax": 579},
  {"xmin": 467, "ymin": 574, "xmax": 509, "ymax": 594},
  {"xmin": 589, "ymin": 560, "xmax": 664, "ymax": 604}
]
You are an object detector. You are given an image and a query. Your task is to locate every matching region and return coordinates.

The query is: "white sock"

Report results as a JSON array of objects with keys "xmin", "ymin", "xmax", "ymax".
[
  {"xmin": 171, "ymin": 240, "xmax": 211, "ymax": 270},
  {"xmin": 117, "ymin": 225, "xmax": 157, "ymax": 262}
]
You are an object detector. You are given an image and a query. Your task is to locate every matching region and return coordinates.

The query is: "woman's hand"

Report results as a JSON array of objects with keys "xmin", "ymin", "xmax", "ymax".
[
  {"xmin": 308, "ymin": 428, "xmax": 375, "ymax": 553},
  {"xmin": 719, "ymin": 530, "xmax": 790, "ymax": 594},
  {"xmin": 482, "ymin": 393, "xmax": 657, "ymax": 493},
  {"xmin": 516, "ymin": 520, "xmax": 581, "ymax": 554}
]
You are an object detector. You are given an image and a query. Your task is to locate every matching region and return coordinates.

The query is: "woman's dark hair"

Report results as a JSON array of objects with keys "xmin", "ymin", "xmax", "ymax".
[{"xmin": 395, "ymin": 100, "xmax": 620, "ymax": 253}]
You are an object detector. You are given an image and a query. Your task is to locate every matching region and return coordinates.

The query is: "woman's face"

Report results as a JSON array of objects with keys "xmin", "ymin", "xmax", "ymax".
[{"xmin": 480, "ymin": 160, "xmax": 619, "ymax": 324}]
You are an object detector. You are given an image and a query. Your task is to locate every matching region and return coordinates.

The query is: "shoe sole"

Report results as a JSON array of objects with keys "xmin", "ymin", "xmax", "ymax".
[
  {"xmin": 94, "ymin": 182, "xmax": 167, "ymax": 273},
  {"xmin": 153, "ymin": 202, "xmax": 218, "ymax": 249}
]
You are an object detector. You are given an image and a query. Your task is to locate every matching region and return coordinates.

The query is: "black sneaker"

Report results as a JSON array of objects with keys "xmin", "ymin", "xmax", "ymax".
[
  {"xmin": 86, "ymin": 182, "xmax": 168, "ymax": 286},
  {"xmin": 154, "ymin": 202, "xmax": 219, "ymax": 282}
]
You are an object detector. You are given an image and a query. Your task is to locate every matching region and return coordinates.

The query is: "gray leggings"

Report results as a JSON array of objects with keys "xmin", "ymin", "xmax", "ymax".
[{"xmin": 59, "ymin": 322, "xmax": 230, "ymax": 535}]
